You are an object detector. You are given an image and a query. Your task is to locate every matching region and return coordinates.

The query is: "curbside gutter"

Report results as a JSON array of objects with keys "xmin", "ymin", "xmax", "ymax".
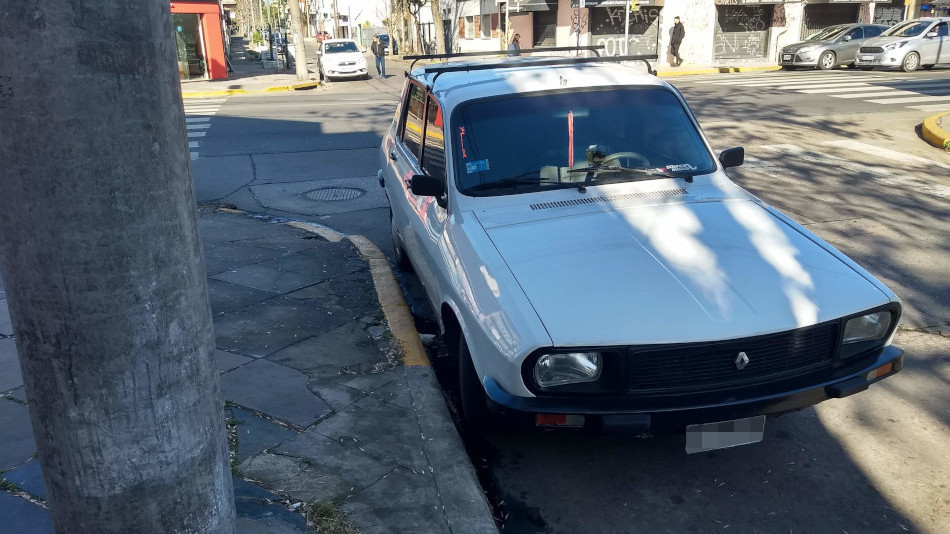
[
  {"xmin": 657, "ymin": 65, "xmax": 781, "ymax": 78},
  {"xmin": 182, "ymin": 80, "xmax": 321, "ymax": 99},
  {"xmin": 921, "ymin": 111, "xmax": 950, "ymax": 150}
]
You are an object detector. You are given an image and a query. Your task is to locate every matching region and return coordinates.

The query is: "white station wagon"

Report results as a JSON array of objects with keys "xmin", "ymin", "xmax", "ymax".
[{"xmin": 379, "ymin": 54, "xmax": 904, "ymax": 452}]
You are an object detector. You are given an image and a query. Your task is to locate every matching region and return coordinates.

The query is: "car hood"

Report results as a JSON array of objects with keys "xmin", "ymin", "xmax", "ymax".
[
  {"xmin": 324, "ymin": 52, "xmax": 364, "ymax": 64},
  {"xmin": 783, "ymin": 40, "xmax": 832, "ymax": 52},
  {"xmin": 861, "ymin": 36, "xmax": 908, "ymax": 47},
  {"xmin": 478, "ymin": 198, "xmax": 889, "ymax": 347}
]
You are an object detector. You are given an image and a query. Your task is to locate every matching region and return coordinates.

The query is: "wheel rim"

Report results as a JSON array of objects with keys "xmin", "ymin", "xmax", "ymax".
[
  {"xmin": 821, "ymin": 53, "xmax": 834, "ymax": 69},
  {"xmin": 906, "ymin": 54, "xmax": 918, "ymax": 70}
]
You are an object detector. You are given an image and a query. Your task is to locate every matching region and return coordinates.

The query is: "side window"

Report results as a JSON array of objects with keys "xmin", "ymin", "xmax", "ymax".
[
  {"xmin": 401, "ymin": 84, "xmax": 426, "ymax": 160},
  {"xmin": 421, "ymin": 97, "xmax": 446, "ymax": 184},
  {"xmin": 847, "ymin": 27, "xmax": 864, "ymax": 40},
  {"xmin": 866, "ymin": 26, "xmax": 884, "ymax": 38},
  {"xmin": 936, "ymin": 23, "xmax": 949, "ymax": 37}
]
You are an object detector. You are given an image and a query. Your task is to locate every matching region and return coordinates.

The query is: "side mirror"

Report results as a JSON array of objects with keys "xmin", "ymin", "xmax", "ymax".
[
  {"xmin": 719, "ymin": 147, "xmax": 744, "ymax": 169},
  {"xmin": 409, "ymin": 174, "xmax": 444, "ymax": 197},
  {"xmin": 926, "ymin": 31, "xmax": 938, "ymax": 38},
  {"xmin": 842, "ymin": 35, "xmax": 852, "ymax": 42}
]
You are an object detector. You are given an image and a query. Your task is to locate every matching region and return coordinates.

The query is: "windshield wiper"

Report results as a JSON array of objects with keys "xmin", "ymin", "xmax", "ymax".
[{"xmin": 567, "ymin": 165, "xmax": 697, "ymax": 183}]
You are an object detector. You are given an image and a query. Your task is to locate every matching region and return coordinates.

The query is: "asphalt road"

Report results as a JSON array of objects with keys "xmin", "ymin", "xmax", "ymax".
[{"xmin": 190, "ymin": 64, "xmax": 950, "ymax": 534}]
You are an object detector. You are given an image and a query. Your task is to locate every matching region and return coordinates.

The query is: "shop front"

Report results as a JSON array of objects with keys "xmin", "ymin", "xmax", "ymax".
[
  {"xmin": 171, "ymin": 1, "xmax": 227, "ymax": 81},
  {"xmin": 582, "ymin": 0, "xmax": 663, "ymax": 56},
  {"xmin": 713, "ymin": 0, "xmax": 777, "ymax": 60},
  {"xmin": 802, "ymin": 0, "xmax": 865, "ymax": 35}
]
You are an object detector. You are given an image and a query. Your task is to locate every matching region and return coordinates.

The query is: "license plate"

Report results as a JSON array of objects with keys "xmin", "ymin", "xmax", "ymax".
[
  {"xmin": 782, "ymin": 54, "xmax": 792, "ymax": 61},
  {"xmin": 685, "ymin": 415, "xmax": 765, "ymax": 454},
  {"xmin": 860, "ymin": 55, "xmax": 874, "ymax": 61}
]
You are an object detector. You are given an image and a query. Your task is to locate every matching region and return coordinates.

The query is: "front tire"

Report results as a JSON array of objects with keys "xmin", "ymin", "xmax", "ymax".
[
  {"xmin": 459, "ymin": 336, "xmax": 491, "ymax": 432},
  {"xmin": 818, "ymin": 51, "xmax": 836, "ymax": 70},
  {"xmin": 390, "ymin": 211, "xmax": 411, "ymax": 270},
  {"xmin": 901, "ymin": 52, "xmax": 920, "ymax": 72},
  {"xmin": 923, "ymin": 64, "xmax": 936, "ymax": 71},
  {"xmin": 781, "ymin": 65, "xmax": 797, "ymax": 71},
  {"xmin": 859, "ymin": 66, "xmax": 874, "ymax": 71}
]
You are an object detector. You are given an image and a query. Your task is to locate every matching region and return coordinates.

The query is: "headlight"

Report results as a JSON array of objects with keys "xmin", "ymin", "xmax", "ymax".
[
  {"xmin": 843, "ymin": 312, "xmax": 892, "ymax": 344},
  {"xmin": 534, "ymin": 352, "xmax": 602, "ymax": 388},
  {"xmin": 883, "ymin": 41, "xmax": 907, "ymax": 51}
]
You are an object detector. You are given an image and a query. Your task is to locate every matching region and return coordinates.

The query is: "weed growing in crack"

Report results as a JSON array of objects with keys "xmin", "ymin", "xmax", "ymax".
[{"xmin": 305, "ymin": 501, "xmax": 359, "ymax": 534}]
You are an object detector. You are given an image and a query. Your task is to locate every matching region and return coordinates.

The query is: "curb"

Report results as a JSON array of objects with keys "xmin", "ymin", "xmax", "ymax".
[
  {"xmin": 921, "ymin": 111, "xmax": 950, "ymax": 150},
  {"xmin": 182, "ymin": 80, "xmax": 321, "ymax": 99},
  {"xmin": 657, "ymin": 65, "xmax": 781, "ymax": 78}
]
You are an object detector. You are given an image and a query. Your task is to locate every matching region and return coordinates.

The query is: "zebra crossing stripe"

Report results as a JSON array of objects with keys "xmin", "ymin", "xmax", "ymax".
[
  {"xmin": 909, "ymin": 104, "xmax": 950, "ymax": 112},
  {"xmin": 187, "ymin": 131, "xmax": 207, "ymax": 138},
  {"xmin": 823, "ymin": 140, "xmax": 950, "ymax": 171},
  {"xmin": 772, "ymin": 80, "xmax": 883, "ymax": 90},
  {"xmin": 186, "ymin": 117, "xmax": 211, "ymax": 123},
  {"xmin": 866, "ymin": 94, "xmax": 950, "ymax": 105},
  {"xmin": 800, "ymin": 80, "xmax": 942, "ymax": 93},
  {"xmin": 712, "ymin": 76, "xmax": 883, "ymax": 87},
  {"xmin": 187, "ymin": 124, "xmax": 211, "ymax": 130},
  {"xmin": 833, "ymin": 87, "xmax": 950, "ymax": 99}
]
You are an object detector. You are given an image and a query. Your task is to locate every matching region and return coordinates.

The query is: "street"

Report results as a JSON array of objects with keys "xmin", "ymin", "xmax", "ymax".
[{"xmin": 189, "ymin": 65, "xmax": 950, "ymax": 533}]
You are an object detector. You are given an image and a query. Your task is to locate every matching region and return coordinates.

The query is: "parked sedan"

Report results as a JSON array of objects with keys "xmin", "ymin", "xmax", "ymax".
[
  {"xmin": 381, "ymin": 55, "xmax": 904, "ymax": 453},
  {"xmin": 855, "ymin": 17, "xmax": 950, "ymax": 72},
  {"xmin": 779, "ymin": 23, "xmax": 889, "ymax": 70},
  {"xmin": 317, "ymin": 39, "xmax": 368, "ymax": 80}
]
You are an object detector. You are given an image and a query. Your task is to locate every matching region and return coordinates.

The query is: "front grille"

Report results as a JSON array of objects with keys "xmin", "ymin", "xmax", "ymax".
[
  {"xmin": 339, "ymin": 61, "xmax": 356, "ymax": 66},
  {"xmin": 530, "ymin": 188, "xmax": 686, "ymax": 211},
  {"xmin": 860, "ymin": 47, "xmax": 884, "ymax": 54},
  {"xmin": 627, "ymin": 322, "xmax": 839, "ymax": 395}
]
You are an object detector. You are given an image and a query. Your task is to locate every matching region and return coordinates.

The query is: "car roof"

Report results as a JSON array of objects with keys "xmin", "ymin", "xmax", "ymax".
[
  {"xmin": 411, "ymin": 59, "xmax": 669, "ymax": 111},
  {"xmin": 324, "ymin": 38, "xmax": 358, "ymax": 44}
]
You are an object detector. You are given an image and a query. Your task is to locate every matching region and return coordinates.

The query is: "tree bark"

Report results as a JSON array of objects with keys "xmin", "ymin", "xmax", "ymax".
[
  {"xmin": 288, "ymin": 0, "xmax": 309, "ymax": 79},
  {"xmin": 0, "ymin": 2, "xmax": 236, "ymax": 533},
  {"xmin": 430, "ymin": 0, "xmax": 446, "ymax": 54}
]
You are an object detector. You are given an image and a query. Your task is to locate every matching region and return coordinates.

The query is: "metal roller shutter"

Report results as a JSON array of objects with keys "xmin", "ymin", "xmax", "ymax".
[
  {"xmin": 803, "ymin": 4, "xmax": 860, "ymax": 35},
  {"xmin": 714, "ymin": 5, "xmax": 773, "ymax": 60},
  {"xmin": 589, "ymin": 7, "xmax": 662, "ymax": 56}
]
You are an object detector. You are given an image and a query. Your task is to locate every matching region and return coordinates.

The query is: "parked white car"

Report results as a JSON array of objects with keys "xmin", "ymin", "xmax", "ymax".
[
  {"xmin": 379, "ymin": 56, "xmax": 904, "ymax": 452},
  {"xmin": 318, "ymin": 39, "xmax": 368, "ymax": 80},
  {"xmin": 854, "ymin": 17, "xmax": 950, "ymax": 72}
]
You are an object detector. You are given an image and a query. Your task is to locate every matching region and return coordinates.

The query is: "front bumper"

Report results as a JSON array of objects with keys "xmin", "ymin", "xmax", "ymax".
[
  {"xmin": 854, "ymin": 50, "xmax": 903, "ymax": 68},
  {"xmin": 485, "ymin": 344, "xmax": 903, "ymax": 433},
  {"xmin": 779, "ymin": 51, "xmax": 819, "ymax": 67},
  {"xmin": 325, "ymin": 66, "xmax": 367, "ymax": 78}
]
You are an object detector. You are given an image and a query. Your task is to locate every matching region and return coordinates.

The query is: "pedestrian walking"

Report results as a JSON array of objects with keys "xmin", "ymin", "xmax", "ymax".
[
  {"xmin": 371, "ymin": 34, "xmax": 387, "ymax": 79},
  {"xmin": 669, "ymin": 17, "xmax": 685, "ymax": 67},
  {"xmin": 507, "ymin": 33, "xmax": 521, "ymax": 57}
]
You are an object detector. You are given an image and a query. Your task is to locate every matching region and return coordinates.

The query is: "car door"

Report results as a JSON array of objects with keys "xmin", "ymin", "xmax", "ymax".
[
  {"xmin": 935, "ymin": 22, "xmax": 950, "ymax": 64},
  {"xmin": 918, "ymin": 21, "xmax": 941, "ymax": 64},
  {"xmin": 838, "ymin": 26, "xmax": 864, "ymax": 62},
  {"xmin": 387, "ymin": 82, "xmax": 428, "ymax": 274},
  {"xmin": 414, "ymin": 95, "xmax": 451, "ymax": 309}
]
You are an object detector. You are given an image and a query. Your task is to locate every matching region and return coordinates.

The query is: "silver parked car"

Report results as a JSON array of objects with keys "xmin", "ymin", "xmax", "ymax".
[
  {"xmin": 780, "ymin": 23, "xmax": 889, "ymax": 70},
  {"xmin": 854, "ymin": 18, "xmax": 950, "ymax": 72}
]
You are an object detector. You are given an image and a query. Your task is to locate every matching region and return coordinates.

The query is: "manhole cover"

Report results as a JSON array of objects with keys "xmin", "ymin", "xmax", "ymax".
[{"xmin": 304, "ymin": 187, "xmax": 366, "ymax": 202}]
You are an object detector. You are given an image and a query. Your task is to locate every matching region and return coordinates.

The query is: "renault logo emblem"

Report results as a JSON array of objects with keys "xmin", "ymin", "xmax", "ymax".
[{"xmin": 735, "ymin": 352, "xmax": 750, "ymax": 370}]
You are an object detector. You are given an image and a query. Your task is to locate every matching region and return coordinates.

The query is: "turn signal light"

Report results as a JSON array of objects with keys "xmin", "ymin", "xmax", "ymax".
[
  {"xmin": 535, "ymin": 414, "xmax": 585, "ymax": 428},
  {"xmin": 866, "ymin": 362, "xmax": 893, "ymax": 381}
]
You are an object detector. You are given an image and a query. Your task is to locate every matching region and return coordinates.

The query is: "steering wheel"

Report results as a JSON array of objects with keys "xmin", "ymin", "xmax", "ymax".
[{"xmin": 602, "ymin": 151, "xmax": 650, "ymax": 168}]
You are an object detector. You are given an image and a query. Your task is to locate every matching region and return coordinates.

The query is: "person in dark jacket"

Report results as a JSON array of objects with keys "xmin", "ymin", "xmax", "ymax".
[
  {"xmin": 370, "ymin": 35, "xmax": 386, "ymax": 78},
  {"xmin": 507, "ymin": 33, "xmax": 521, "ymax": 57},
  {"xmin": 670, "ymin": 17, "xmax": 685, "ymax": 67}
]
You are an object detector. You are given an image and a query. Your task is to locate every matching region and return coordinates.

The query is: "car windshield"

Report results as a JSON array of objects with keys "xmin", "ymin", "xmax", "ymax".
[
  {"xmin": 883, "ymin": 21, "xmax": 930, "ymax": 37},
  {"xmin": 452, "ymin": 88, "xmax": 716, "ymax": 196},
  {"xmin": 326, "ymin": 41, "xmax": 359, "ymax": 53},
  {"xmin": 806, "ymin": 25, "xmax": 848, "ymax": 41}
]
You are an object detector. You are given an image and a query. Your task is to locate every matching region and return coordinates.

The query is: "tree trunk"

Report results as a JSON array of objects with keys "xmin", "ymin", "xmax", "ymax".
[
  {"xmin": 430, "ymin": 0, "xmax": 446, "ymax": 54},
  {"xmin": 288, "ymin": 0, "xmax": 309, "ymax": 80},
  {"xmin": 0, "ymin": 2, "xmax": 236, "ymax": 533}
]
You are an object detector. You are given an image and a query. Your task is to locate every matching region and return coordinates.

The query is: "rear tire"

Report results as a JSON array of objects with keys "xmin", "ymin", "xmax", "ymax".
[
  {"xmin": 459, "ymin": 336, "xmax": 491, "ymax": 432},
  {"xmin": 818, "ymin": 51, "xmax": 836, "ymax": 70},
  {"xmin": 901, "ymin": 52, "xmax": 920, "ymax": 72}
]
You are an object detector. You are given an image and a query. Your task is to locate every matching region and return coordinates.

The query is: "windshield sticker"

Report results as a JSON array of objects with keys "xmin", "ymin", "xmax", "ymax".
[
  {"xmin": 466, "ymin": 159, "xmax": 490, "ymax": 174},
  {"xmin": 665, "ymin": 164, "xmax": 697, "ymax": 172},
  {"xmin": 459, "ymin": 127, "xmax": 468, "ymax": 159},
  {"xmin": 567, "ymin": 110, "xmax": 574, "ymax": 167}
]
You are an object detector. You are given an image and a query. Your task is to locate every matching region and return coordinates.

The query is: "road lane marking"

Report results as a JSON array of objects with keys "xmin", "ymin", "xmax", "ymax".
[
  {"xmin": 866, "ymin": 94, "xmax": 950, "ymax": 105},
  {"xmin": 822, "ymin": 140, "xmax": 950, "ymax": 171},
  {"xmin": 187, "ymin": 124, "xmax": 211, "ymax": 130},
  {"xmin": 187, "ymin": 131, "xmax": 207, "ymax": 138}
]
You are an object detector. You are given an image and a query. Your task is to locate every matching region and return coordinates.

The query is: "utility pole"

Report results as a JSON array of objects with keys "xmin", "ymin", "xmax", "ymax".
[
  {"xmin": 288, "ymin": 0, "xmax": 309, "ymax": 79},
  {"xmin": 332, "ymin": 0, "xmax": 341, "ymax": 37},
  {"xmin": 0, "ymin": 1, "xmax": 236, "ymax": 533},
  {"xmin": 430, "ymin": 0, "xmax": 446, "ymax": 53}
]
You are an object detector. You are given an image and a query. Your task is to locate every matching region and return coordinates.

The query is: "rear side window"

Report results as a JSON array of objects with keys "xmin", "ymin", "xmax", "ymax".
[
  {"xmin": 936, "ymin": 23, "xmax": 949, "ymax": 37},
  {"xmin": 865, "ymin": 26, "xmax": 884, "ymax": 38},
  {"xmin": 421, "ymin": 98, "xmax": 446, "ymax": 184},
  {"xmin": 847, "ymin": 27, "xmax": 864, "ymax": 40},
  {"xmin": 402, "ymin": 84, "xmax": 425, "ymax": 159}
]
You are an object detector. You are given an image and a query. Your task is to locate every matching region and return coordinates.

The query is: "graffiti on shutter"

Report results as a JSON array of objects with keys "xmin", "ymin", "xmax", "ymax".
[
  {"xmin": 714, "ymin": 5, "xmax": 772, "ymax": 59},
  {"xmin": 590, "ymin": 7, "xmax": 661, "ymax": 56}
]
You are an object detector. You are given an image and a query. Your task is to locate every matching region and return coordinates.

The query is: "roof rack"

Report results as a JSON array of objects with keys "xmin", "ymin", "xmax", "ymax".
[
  {"xmin": 404, "ymin": 46, "xmax": 606, "ymax": 71},
  {"xmin": 407, "ymin": 53, "xmax": 659, "ymax": 86}
]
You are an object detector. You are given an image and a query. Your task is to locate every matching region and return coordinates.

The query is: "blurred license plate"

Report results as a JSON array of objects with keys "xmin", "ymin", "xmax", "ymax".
[
  {"xmin": 861, "ymin": 55, "xmax": 874, "ymax": 61},
  {"xmin": 782, "ymin": 54, "xmax": 792, "ymax": 61},
  {"xmin": 685, "ymin": 415, "xmax": 765, "ymax": 454}
]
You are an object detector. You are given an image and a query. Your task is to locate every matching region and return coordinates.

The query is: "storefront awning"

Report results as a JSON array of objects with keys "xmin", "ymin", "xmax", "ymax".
[
  {"xmin": 505, "ymin": 0, "xmax": 558, "ymax": 11},
  {"xmin": 572, "ymin": 0, "xmax": 665, "ymax": 7},
  {"xmin": 803, "ymin": 0, "xmax": 869, "ymax": 3},
  {"xmin": 713, "ymin": 0, "xmax": 782, "ymax": 4}
]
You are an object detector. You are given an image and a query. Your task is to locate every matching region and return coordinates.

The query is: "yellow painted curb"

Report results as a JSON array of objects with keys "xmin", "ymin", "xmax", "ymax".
[
  {"xmin": 182, "ymin": 89, "xmax": 249, "ymax": 98},
  {"xmin": 658, "ymin": 65, "xmax": 781, "ymax": 78},
  {"xmin": 182, "ymin": 81, "xmax": 321, "ymax": 99},
  {"xmin": 286, "ymin": 222, "xmax": 430, "ymax": 367},
  {"xmin": 921, "ymin": 111, "xmax": 950, "ymax": 150}
]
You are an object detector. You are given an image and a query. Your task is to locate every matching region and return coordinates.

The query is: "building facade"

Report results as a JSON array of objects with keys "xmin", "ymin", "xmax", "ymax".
[
  {"xmin": 172, "ymin": 0, "xmax": 228, "ymax": 80},
  {"xmin": 443, "ymin": 0, "xmax": 928, "ymax": 66}
]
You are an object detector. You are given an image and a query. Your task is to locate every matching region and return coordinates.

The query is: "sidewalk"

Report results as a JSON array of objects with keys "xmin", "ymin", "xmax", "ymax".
[{"xmin": 0, "ymin": 206, "xmax": 497, "ymax": 533}]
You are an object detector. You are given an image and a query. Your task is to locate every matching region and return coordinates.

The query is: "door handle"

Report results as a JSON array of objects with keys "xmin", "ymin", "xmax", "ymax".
[{"xmin": 389, "ymin": 150, "xmax": 399, "ymax": 161}]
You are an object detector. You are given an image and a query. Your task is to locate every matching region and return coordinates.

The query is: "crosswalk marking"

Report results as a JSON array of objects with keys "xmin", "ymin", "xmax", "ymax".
[
  {"xmin": 822, "ymin": 140, "xmax": 950, "ymax": 171},
  {"xmin": 183, "ymin": 98, "xmax": 226, "ymax": 161},
  {"xmin": 674, "ymin": 71, "xmax": 950, "ymax": 110}
]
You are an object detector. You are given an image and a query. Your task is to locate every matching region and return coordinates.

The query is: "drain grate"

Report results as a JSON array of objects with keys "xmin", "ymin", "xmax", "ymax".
[{"xmin": 304, "ymin": 187, "xmax": 366, "ymax": 202}]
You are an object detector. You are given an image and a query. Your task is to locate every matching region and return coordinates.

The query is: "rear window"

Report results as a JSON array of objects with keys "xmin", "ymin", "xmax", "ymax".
[{"xmin": 451, "ymin": 88, "xmax": 716, "ymax": 196}]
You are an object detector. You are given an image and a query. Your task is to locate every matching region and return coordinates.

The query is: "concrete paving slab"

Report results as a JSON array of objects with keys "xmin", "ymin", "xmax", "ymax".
[
  {"xmin": 284, "ymin": 270, "xmax": 380, "ymax": 318},
  {"xmin": 266, "ymin": 321, "xmax": 386, "ymax": 376},
  {"xmin": 232, "ymin": 408, "xmax": 298, "ymax": 462},
  {"xmin": 0, "ymin": 338, "xmax": 23, "ymax": 393},
  {"xmin": 239, "ymin": 450, "xmax": 390, "ymax": 504},
  {"xmin": 340, "ymin": 468, "xmax": 449, "ymax": 534},
  {"xmin": 235, "ymin": 502, "xmax": 312, "ymax": 534},
  {"xmin": 273, "ymin": 431, "xmax": 394, "ymax": 489},
  {"xmin": 235, "ymin": 232, "xmax": 331, "ymax": 254},
  {"xmin": 214, "ymin": 296, "xmax": 351, "ymax": 357},
  {"xmin": 250, "ymin": 177, "xmax": 389, "ymax": 216},
  {"xmin": 251, "ymin": 149, "xmax": 380, "ymax": 184},
  {"xmin": 0, "ymin": 300, "xmax": 12, "ymax": 336},
  {"xmin": 313, "ymin": 393, "xmax": 429, "ymax": 473},
  {"xmin": 208, "ymin": 279, "xmax": 277, "ymax": 316},
  {"xmin": 202, "ymin": 242, "xmax": 289, "ymax": 276},
  {"xmin": 2, "ymin": 459, "xmax": 46, "ymax": 500},
  {"xmin": 193, "ymin": 155, "xmax": 255, "ymax": 202},
  {"xmin": 0, "ymin": 492, "xmax": 53, "ymax": 534},
  {"xmin": 211, "ymin": 264, "xmax": 329, "ymax": 295},
  {"xmin": 217, "ymin": 350, "xmax": 254, "ymax": 373},
  {"xmin": 0, "ymin": 399, "xmax": 36, "ymax": 471},
  {"xmin": 368, "ymin": 377, "xmax": 413, "ymax": 410},
  {"xmin": 258, "ymin": 247, "xmax": 364, "ymax": 279},
  {"xmin": 220, "ymin": 359, "xmax": 331, "ymax": 428},
  {"xmin": 304, "ymin": 377, "xmax": 364, "ymax": 412},
  {"xmin": 199, "ymin": 211, "xmax": 287, "ymax": 242}
]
